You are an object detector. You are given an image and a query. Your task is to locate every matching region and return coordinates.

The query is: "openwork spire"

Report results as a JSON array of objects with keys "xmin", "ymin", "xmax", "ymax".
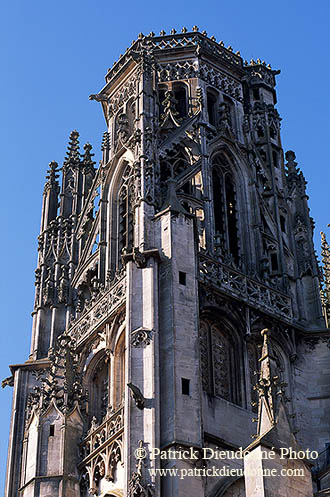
[{"xmin": 320, "ymin": 231, "xmax": 330, "ymax": 326}]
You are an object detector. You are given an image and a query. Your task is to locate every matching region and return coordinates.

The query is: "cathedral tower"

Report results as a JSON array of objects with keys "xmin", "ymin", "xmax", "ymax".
[{"xmin": 4, "ymin": 27, "xmax": 330, "ymax": 497}]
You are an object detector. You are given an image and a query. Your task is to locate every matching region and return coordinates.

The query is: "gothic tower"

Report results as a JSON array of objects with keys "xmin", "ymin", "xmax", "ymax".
[{"xmin": 4, "ymin": 27, "xmax": 330, "ymax": 497}]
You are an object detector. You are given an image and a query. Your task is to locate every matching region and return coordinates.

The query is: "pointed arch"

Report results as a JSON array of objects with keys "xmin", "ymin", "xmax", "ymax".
[
  {"xmin": 84, "ymin": 350, "xmax": 110, "ymax": 423},
  {"xmin": 200, "ymin": 312, "xmax": 243, "ymax": 406},
  {"xmin": 211, "ymin": 152, "xmax": 240, "ymax": 265},
  {"xmin": 172, "ymin": 82, "xmax": 189, "ymax": 118},
  {"xmin": 207, "ymin": 88, "xmax": 219, "ymax": 126},
  {"xmin": 159, "ymin": 146, "xmax": 192, "ymax": 200},
  {"xmin": 113, "ymin": 330, "xmax": 126, "ymax": 409},
  {"xmin": 103, "ymin": 152, "xmax": 135, "ymax": 279},
  {"xmin": 209, "ymin": 476, "xmax": 245, "ymax": 497}
]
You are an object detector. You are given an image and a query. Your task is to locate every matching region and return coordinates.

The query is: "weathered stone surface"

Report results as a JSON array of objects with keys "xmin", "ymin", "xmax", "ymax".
[{"xmin": 4, "ymin": 28, "xmax": 330, "ymax": 497}]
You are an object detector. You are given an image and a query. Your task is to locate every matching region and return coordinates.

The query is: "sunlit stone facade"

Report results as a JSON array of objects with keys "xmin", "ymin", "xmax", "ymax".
[{"xmin": 4, "ymin": 28, "xmax": 330, "ymax": 497}]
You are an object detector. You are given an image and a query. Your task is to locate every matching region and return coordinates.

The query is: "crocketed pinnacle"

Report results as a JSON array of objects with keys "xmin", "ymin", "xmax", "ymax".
[
  {"xmin": 285, "ymin": 150, "xmax": 306, "ymax": 191},
  {"xmin": 254, "ymin": 328, "xmax": 287, "ymax": 438},
  {"xmin": 81, "ymin": 142, "xmax": 96, "ymax": 175},
  {"xmin": 321, "ymin": 231, "xmax": 330, "ymax": 300},
  {"xmin": 44, "ymin": 161, "xmax": 59, "ymax": 192},
  {"xmin": 63, "ymin": 130, "xmax": 81, "ymax": 169}
]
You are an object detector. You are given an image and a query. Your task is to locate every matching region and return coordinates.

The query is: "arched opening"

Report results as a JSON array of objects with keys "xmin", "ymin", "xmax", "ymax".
[
  {"xmin": 212, "ymin": 154, "xmax": 240, "ymax": 265},
  {"xmin": 118, "ymin": 184, "xmax": 130, "ymax": 256},
  {"xmin": 269, "ymin": 124, "xmax": 277, "ymax": 139},
  {"xmin": 158, "ymin": 85, "xmax": 167, "ymax": 118},
  {"xmin": 223, "ymin": 95, "xmax": 235, "ymax": 131},
  {"xmin": 173, "ymin": 83, "xmax": 188, "ymax": 118},
  {"xmin": 252, "ymin": 87, "xmax": 260, "ymax": 100},
  {"xmin": 111, "ymin": 162, "xmax": 133, "ymax": 273},
  {"xmin": 113, "ymin": 332, "xmax": 126, "ymax": 409},
  {"xmin": 207, "ymin": 90, "xmax": 218, "ymax": 126},
  {"xmin": 88, "ymin": 354, "xmax": 109, "ymax": 423},
  {"xmin": 200, "ymin": 317, "xmax": 242, "ymax": 406},
  {"xmin": 219, "ymin": 477, "xmax": 245, "ymax": 496},
  {"xmin": 225, "ymin": 176, "xmax": 239, "ymax": 263},
  {"xmin": 257, "ymin": 125, "xmax": 265, "ymax": 138},
  {"xmin": 159, "ymin": 147, "xmax": 191, "ymax": 200}
]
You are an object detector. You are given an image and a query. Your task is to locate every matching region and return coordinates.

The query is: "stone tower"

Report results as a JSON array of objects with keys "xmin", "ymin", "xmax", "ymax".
[{"xmin": 4, "ymin": 27, "xmax": 330, "ymax": 497}]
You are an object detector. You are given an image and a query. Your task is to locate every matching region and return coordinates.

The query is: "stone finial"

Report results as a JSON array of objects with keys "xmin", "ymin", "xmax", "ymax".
[
  {"xmin": 285, "ymin": 150, "xmax": 296, "ymax": 163},
  {"xmin": 219, "ymin": 40, "xmax": 224, "ymax": 47},
  {"xmin": 159, "ymin": 29, "xmax": 166, "ymax": 36},
  {"xmin": 210, "ymin": 35, "xmax": 216, "ymax": 41},
  {"xmin": 192, "ymin": 25, "xmax": 199, "ymax": 32},
  {"xmin": 170, "ymin": 28, "xmax": 176, "ymax": 34},
  {"xmin": 181, "ymin": 27, "xmax": 187, "ymax": 33}
]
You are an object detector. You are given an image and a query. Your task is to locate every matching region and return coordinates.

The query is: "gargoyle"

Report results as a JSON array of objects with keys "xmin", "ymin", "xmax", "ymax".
[
  {"xmin": 127, "ymin": 383, "xmax": 145, "ymax": 409},
  {"xmin": 2, "ymin": 376, "xmax": 14, "ymax": 388}
]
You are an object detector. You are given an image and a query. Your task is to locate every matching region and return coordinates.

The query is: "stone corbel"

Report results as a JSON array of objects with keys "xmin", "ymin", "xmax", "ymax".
[
  {"xmin": 122, "ymin": 247, "xmax": 161, "ymax": 268},
  {"xmin": 131, "ymin": 327, "xmax": 153, "ymax": 347}
]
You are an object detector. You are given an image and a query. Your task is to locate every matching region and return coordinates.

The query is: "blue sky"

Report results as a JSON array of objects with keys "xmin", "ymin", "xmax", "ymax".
[{"xmin": 1, "ymin": 0, "xmax": 329, "ymax": 491}]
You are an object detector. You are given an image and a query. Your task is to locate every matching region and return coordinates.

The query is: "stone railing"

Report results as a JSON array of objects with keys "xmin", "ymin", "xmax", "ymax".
[
  {"xmin": 199, "ymin": 255, "xmax": 293, "ymax": 321},
  {"xmin": 79, "ymin": 407, "xmax": 124, "ymax": 490},
  {"xmin": 69, "ymin": 276, "xmax": 126, "ymax": 345},
  {"xmin": 149, "ymin": 31, "xmax": 242, "ymax": 68},
  {"xmin": 80, "ymin": 407, "xmax": 124, "ymax": 463}
]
